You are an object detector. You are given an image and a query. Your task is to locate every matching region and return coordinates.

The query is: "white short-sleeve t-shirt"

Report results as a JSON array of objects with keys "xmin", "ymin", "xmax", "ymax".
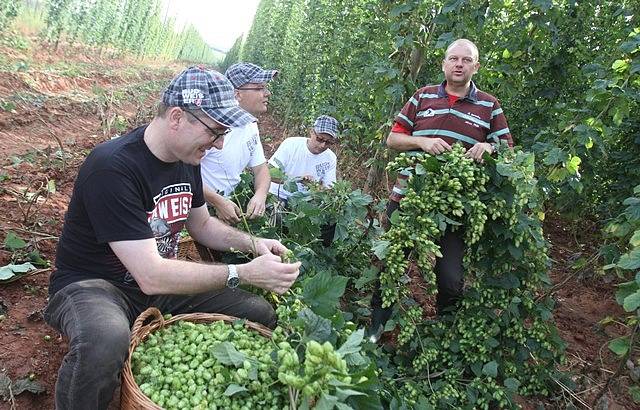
[
  {"xmin": 268, "ymin": 137, "xmax": 337, "ymax": 200},
  {"xmin": 201, "ymin": 122, "xmax": 266, "ymax": 197}
]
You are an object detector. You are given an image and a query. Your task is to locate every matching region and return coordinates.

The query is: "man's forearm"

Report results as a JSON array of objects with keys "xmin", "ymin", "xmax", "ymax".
[
  {"xmin": 110, "ymin": 238, "xmax": 233, "ymax": 295},
  {"xmin": 111, "ymin": 236, "xmax": 299, "ymax": 297},
  {"xmin": 142, "ymin": 257, "xmax": 230, "ymax": 294},
  {"xmin": 204, "ymin": 185, "xmax": 225, "ymax": 207},
  {"xmin": 252, "ymin": 163, "xmax": 270, "ymax": 198},
  {"xmin": 190, "ymin": 215, "xmax": 256, "ymax": 254},
  {"xmin": 386, "ymin": 131, "xmax": 421, "ymax": 151}
]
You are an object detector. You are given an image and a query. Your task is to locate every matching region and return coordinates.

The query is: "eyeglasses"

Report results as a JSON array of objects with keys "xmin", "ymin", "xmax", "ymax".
[
  {"xmin": 184, "ymin": 111, "xmax": 230, "ymax": 143},
  {"xmin": 238, "ymin": 85, "xmax": 270, "ymax": 92},
  {"xmin": 314, "ymin": 132, "xmax": 336, "ymax": 146}
]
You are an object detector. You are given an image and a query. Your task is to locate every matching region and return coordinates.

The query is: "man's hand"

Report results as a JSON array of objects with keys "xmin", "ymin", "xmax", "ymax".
[
  {"xmin": 419, "ymin": 138, "xmax": 452, "ymax": 155},
  {"xmin": 252, "ymin": 238, "xmax": 289, "ymax": 257},
  {"xmin": 299, "ymin": 175, "xmax": 315, "ymax": 184},
  {"xmin": 214, "ymin": 198, "xmax": 242, "ymax": 224},
  {"xmin": 245, "ymin": 194, "xmax": 266, "ymax": 219},
  {"xmin": 465, "ymin": 142, "xmax": 493, "ymax": 163},
  {"xmin": 239, "ymin": 253, "xmax": 301, "ymax": 295}
]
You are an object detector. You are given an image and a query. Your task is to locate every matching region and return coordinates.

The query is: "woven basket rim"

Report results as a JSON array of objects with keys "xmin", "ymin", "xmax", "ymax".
[
  {"xmin": 120, "ymin": 307, "xmax": 273, "ymax": 409},
  {"xmin": 178, "ymin": 236, "xmax": 194, "ymax": 244}
]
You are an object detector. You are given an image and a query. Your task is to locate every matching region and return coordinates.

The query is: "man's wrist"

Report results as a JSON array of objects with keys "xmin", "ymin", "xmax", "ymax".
[
  {"xmin": 251, "ymin": 191, "xmax": 268, "ymax": 202},
  {"xmin": 226, "ymin": 264, "xmax": 239, "ymax": 288},
  {"xmin": 235, "ymin": 263, "xmax": 247, "ymax": 286},
  {"xmin": 207, "ymin": 191, "xmax": 226, "ymax": 207},
  {"xmin": 242, "ymin": 234, "xmax": 260, "ymax": 255}
]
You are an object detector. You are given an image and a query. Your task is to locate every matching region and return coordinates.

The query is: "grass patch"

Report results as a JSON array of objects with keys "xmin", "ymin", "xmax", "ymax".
[
  {"xmin": 46, "ymin": 61, "xmax": 93, "ymax": 78},
  {"xmin": 13, "ymin": 6, "xmax": 46, "ymax": 37}
]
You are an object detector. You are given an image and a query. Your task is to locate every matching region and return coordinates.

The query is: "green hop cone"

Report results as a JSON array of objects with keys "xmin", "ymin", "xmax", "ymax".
[{"xmin": 280, "ymin": 250, "xmax": 295, "ymax": 263}]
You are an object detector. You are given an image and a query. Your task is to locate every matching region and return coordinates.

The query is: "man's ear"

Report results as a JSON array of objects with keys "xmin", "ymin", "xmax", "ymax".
[
  {"xmin": 168, "ymin": 107, "xmax": 183, "ymax": 130},
  {"xmin": 234, "ymin": 89, "xmax": 242, "ymax": 102}
]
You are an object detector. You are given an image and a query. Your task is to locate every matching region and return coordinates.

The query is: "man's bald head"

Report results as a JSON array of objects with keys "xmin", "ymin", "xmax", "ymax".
[{"xmin": 445, "ymin": 39, "xmax": 479, "ymax": 62}]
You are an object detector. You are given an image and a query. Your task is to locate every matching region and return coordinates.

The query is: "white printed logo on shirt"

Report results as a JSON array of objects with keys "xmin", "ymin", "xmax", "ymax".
[{"xmin": 315, "ymin": 162, "xmax": 331, "ymax": 178}]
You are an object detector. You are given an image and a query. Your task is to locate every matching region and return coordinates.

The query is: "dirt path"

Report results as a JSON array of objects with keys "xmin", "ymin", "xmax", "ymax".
[{"xmin": 0, "ymin": 39, "xmax": 181, "ymax": 410}]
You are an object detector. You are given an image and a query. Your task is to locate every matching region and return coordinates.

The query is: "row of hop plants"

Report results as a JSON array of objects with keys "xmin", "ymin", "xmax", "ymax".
[
  {"xmin": 238, "ymin": 3, "xmax": 639, "ymax": 403},
  {"xmin": 238, "ymin": 0, "xmax": 639, "ymax": 273},
  {"xmin": 35, "ymin": 0, "xmax": 215, "ymax": 62},
  {"xmin": 0, "ymin": 0, "xmax": 21, "ymax": 31}
]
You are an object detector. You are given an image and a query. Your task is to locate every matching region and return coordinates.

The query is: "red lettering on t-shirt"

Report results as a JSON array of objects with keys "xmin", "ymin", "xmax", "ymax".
[{"xmin": 148, "ymin": 192, "xmax": 192, "ymax": 224}]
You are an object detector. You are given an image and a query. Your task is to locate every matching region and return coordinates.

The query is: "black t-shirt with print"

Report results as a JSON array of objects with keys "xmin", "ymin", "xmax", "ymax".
[{"xmin": 49, "ymin": 125, "xmax": 205, "ymax": 295}]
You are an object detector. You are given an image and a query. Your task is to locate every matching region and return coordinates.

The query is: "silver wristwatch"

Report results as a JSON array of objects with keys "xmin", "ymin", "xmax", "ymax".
[{"xmin": 226, "ymin": 264, "xmax": 239, "ymax": 289}]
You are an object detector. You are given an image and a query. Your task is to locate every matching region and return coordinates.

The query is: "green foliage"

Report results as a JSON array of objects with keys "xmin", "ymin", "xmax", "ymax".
[
  {"xmin": 0, "ymin": 371, "xmax": 45, "ymax": 402},
  {"xmin": 1, "ymin": 231, "xmax": 50, "ymax": 278},
  {"xmin": 0, "ymin": 0, "xmax": 22, "ymax": 32},
  {"xmin": 242, "ymin": 5, "xmax": 640, "ymax": 403},
  {"xmin": 602, "ymin": 185, "xmax": 640, "ymax": 403},
  {"xmin": 377, "ymin": 147, "xmax": 565, "ymax": 408},
  {"xmin": 219, "ymin": 158, "xmax": 564, "ymax": 407},
  {"xmin": 4, "ymin": 231, "xmax": 27, "ymax": 251},
  {"xmin": 40, "ymin": 0, "xmax": 216, "ymax": 62},
  {"xmin": 220, "ymin": 35, "xmax": 244, "ymax": 72},
  {"xmin": 378, "ymin": 145, "xmax": 490, "ymax": 312},
  {"xmin": 0, "ymin": 262, "xmax": 36, "ymax": 282},
  {"xmin": 43, "ymin": 0, "xmax": 72, "ymax": 47},
  {"xmin": 273, "ymin": 291, "xmax": 382, "ymax": 409},
  {"xmin": 243, "ymin": 0, "xmax": 639, "ymax": 230}
]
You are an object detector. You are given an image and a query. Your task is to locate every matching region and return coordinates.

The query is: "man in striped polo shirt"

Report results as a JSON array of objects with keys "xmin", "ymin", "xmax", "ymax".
[{"xmin": 369, "ymin": 38, "xmax": 514, "ymax": 342}]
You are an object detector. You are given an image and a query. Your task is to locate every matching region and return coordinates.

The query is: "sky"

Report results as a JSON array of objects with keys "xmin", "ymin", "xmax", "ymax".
[{"xmin": 163, "ymin": 0, "xmax": 261, "ymax": 52}]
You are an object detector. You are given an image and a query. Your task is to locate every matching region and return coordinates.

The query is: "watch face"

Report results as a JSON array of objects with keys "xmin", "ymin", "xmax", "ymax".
[{"xmin": 227, "ymin": 276, "xmax": 240, "ymax": 288}]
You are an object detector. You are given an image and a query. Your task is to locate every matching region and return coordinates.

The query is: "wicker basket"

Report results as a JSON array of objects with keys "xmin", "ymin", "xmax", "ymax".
[
  {"xmin": 120, "ymin": 307, "xmax": 273, "ymax": 409},
  {"xmin": 177, "ymin": 236, "xmax": 200, "ymax": 261},
  {"xmin": 178, "ymin": 236, "xmax": 220, "ymax": 263}
]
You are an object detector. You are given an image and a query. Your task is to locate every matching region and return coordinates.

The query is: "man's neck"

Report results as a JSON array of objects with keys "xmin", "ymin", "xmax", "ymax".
[
  {"xmin": 144, "ymin": 119, "xmax": 176, "ymax": 163},
  {"xmin": 240, "ymin": 103, "xmax": 260, "ymax": 119},
  {"xmin": 445, "ymin": 81, "xmax": 471, "ymax": 98}
]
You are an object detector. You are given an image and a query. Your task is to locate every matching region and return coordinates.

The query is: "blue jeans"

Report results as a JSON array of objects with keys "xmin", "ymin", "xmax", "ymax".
[{"xmin": 44, "ymin": 279, "xmax": 276, "ymax": 410}]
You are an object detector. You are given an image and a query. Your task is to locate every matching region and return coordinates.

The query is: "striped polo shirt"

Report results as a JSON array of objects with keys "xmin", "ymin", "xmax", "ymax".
[{"xmin": 390, "ymin": 81, "xmax": 513, "ymax": 202}]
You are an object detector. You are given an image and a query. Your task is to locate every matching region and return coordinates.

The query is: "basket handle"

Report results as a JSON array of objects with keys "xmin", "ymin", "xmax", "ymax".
[{"xmin": 131, "ymin": 307, "xmax": 164, "ymax": 335}]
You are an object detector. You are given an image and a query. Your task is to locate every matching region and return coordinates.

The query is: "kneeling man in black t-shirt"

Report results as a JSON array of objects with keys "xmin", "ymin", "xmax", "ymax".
[{"xmin": 44, "ymin": 66, "xmax": 301, "ymax": 410}]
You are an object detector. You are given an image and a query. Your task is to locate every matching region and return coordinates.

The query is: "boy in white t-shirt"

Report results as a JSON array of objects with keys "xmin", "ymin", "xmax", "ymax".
[
  {"xmin": 201, "ymin": 63, "xmax": 278, "ymax": 224},
  {"xmin": 268, "ymin": 115, "xmax": 339, "ymax": 201}
]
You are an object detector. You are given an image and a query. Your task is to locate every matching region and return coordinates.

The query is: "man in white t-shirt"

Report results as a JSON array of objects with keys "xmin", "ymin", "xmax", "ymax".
[
  {"xmin": 201, "ymin": 62, "xmax": 277, "ymax": 224},
  {"xmin": 268, "ymin": 115, "xmax": 339, "ymax": 201}
]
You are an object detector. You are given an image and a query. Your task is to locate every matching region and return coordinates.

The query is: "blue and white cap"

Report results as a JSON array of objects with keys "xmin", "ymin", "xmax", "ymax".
[
  {"xmin": 162, "ymin": 66, "xmax": 256, "ymax": 127},
  {"xmin": 313, "ymin": 115, "xmax": 339, "ymax": 139},
  {"xmin": 225, "ymin": 62, "xmax": 278, "ymax": 89}
]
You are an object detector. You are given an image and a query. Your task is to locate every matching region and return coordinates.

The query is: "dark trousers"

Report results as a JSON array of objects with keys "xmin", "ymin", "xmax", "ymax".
[
  {"xmin": 44, "ymin": 279, "xmax": 276, "ymax": 410},
  {"xmin": 371, "ymin": 200, "xmax": 464, "ymax": 323}
]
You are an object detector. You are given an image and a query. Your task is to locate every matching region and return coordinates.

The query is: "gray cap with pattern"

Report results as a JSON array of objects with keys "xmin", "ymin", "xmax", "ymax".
[
  {"xmin": 162, "ymin": 66, "xmax": 256, "ymax": 128},
  {"xmin": 313, "ymin": 115, "xmax": 339, "ymax": 139},
  {"xmin": 225, "ymin": 62, "xmax": 278, "ymax": 89}
]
